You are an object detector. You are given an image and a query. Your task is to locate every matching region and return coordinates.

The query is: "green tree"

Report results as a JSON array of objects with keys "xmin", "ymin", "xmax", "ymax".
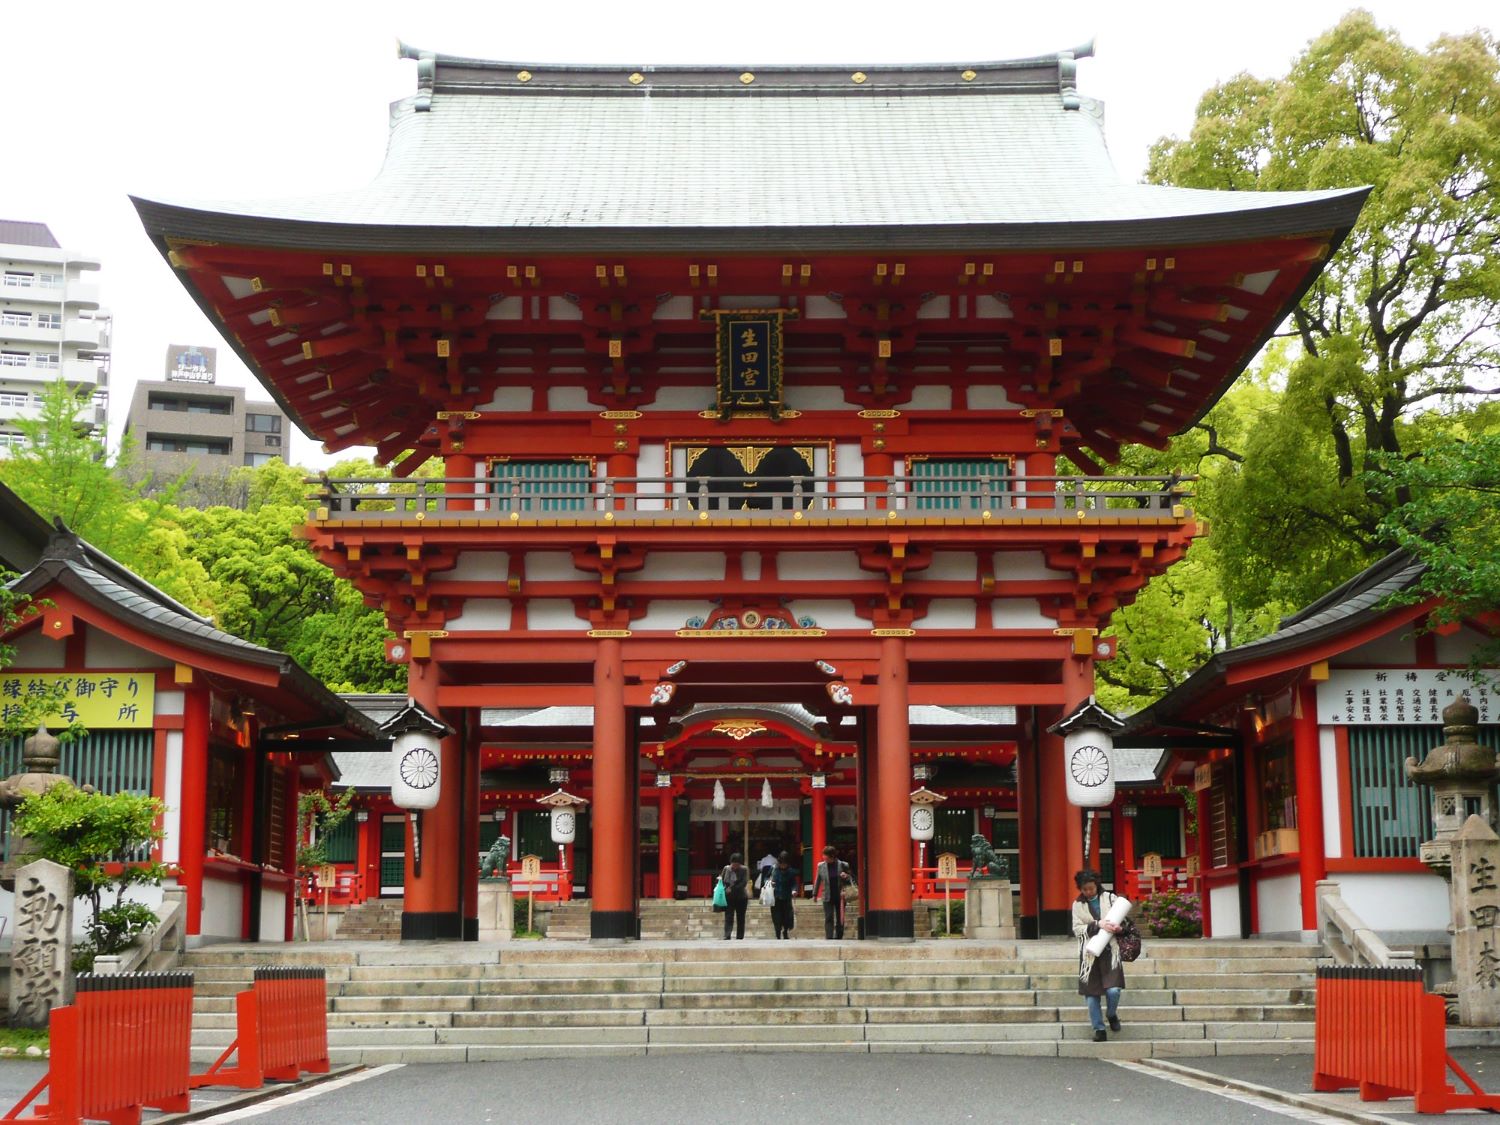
[
  {"xmin": 12, "ymin": 782, "xmax": 168, "ymax": 967},
  {"xmin": 1146, "ymin": 13, "xmax": 1500, "ymax": 610},
  {"xmin": 295, "ymin": 787, "xmax": 355, "ymax": 941}
]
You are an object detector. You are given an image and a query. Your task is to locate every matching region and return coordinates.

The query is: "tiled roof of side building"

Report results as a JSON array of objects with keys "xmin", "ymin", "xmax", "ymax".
[
  {"xmin": 131, "ymin": 46, "xmax": 1367, "ymax": 254},
  {"xmin": 0, "ymin": 220, "xmax": 61, "ymax": 249}
]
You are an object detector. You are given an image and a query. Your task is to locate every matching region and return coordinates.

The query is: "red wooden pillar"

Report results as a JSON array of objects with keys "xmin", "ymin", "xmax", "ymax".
[
  {"xmin": 402, "ymin": 660, "xmax": 462, "ymax": 939},
  {"xmin": 355, "ymin": 813, "xmax": 373, "ymax": 903},
  {"xmin": 657, "ymin": 788, "xmax": 675, "ymax": 900},
  {"xmin": 591, "ymin": 637, "xmax": 635, "ymax": 939},
  {"xmin": 180, "ymin": 688, "xmax": 210, "ymax": 937},
  {"xmin": 1017, "ymin": 728, "xmax": 1039, "ymax": 934},
  {"xmin": 871, "ymin": 635, "xmax": 913, "ymax": 939},
  {"xmin": 810, "ymin": 787, "xmax": 827, "ymax": 868},
  {"xmin": 446, "ymin": 453, "xmax": 475, "ymax": 511},
  {"xmin": 1117, "ymin": 804, "xmax": 1137, "ymax": 901},
  {"xmin": 1294, "ymin": 681, "xmax": 1326, "ymax": 931}
]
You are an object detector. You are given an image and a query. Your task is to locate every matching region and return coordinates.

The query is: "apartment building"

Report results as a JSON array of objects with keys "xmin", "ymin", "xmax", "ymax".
[{"xmin": 0, "ymin": 220, "xmax": 110, "ymax": 450}]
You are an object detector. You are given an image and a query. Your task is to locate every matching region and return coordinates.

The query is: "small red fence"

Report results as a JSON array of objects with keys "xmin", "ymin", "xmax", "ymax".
[
  {"xmin": 4, "ymin": 971, "xmax": 194, "ymax": 1125},
  {"xmin": 191, "ymin": 967, "xmax": 330, "ymax": 1090},
  {"xmin": 1314, "ymin": 964, "xmax": 1500, "ymax": 1113}
]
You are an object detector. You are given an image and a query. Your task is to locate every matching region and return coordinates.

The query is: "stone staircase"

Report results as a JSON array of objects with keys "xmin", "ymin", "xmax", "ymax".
[
  {"xmin": 549, "ymin": 898, "xmax": 876, "ymax": 941},
  {"xmin": 332, "ymin": 898, "xmax": 403, "ymax": 941},
  {"xmin": 179, "ymin": 938, "xmax": 1317, "ymax": 1064}
]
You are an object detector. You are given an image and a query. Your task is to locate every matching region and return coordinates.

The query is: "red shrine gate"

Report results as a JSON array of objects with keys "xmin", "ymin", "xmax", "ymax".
[{"xmin": 134, "ymin": 46, "xmax": 1363, "ymax": 939}]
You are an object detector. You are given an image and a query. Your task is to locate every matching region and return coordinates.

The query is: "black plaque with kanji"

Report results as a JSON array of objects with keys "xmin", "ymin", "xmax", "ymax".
[{"xmin": 706, "ymin": 310, "xmax": 791, "ymax": 420}]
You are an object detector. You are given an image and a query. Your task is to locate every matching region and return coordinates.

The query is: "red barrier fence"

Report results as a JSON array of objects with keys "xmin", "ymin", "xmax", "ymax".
[
  {"xmin": 1314, "ymin": 965, "xmax": 1500, "ymax": 1113},
  {"xmin": 4, "ymin": 971, "xmax": 194, "ymax": 1125},
  {"xmin": 191, "ymin": 967, "xmax": 330, "ymax": 1090}
]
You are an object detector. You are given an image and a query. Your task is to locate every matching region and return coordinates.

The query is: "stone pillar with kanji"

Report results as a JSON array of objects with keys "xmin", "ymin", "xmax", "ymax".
[
  {"xmin": 1450, "ymin": 815, "xmax": 1500, "ymax": 1026},
  {"xmin": 9, "ymin": 858, "xmax": 74, "ymax": 1030}
]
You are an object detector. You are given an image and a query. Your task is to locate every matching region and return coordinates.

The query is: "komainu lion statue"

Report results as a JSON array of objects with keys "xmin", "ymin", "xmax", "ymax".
[
  {"xmin": 480, "ymin": 834, "xmax": 511, "ymax": 878},
  {"xmin": 969, "ymin": 834, "xmax": 1008, "ymax": 879}
]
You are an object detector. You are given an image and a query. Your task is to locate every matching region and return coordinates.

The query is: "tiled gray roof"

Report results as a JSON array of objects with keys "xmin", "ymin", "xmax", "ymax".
[
  {"xmin": 0, "ymin": 220, "xmax": 60, "ymax": 248},
  {"xmin": 131, "ymin": 51, "xmax": 1366, "ymax": 254},
  {"xmin": 1114, "ymin": 748, "xmax": 1167, "ymax": 784}
]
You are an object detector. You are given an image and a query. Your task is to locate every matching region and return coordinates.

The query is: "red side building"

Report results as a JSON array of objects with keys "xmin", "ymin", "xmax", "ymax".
[{"xmin": 133, "ymin": 45, "xmax": 1364, "ymax": 940}]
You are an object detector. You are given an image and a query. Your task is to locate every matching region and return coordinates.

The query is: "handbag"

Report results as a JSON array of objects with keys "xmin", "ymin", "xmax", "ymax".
[
  {"xmin": 712, "ymin": 877, "xmax": 727, "ymax": 912},
  {"xmin": 1118, "ymin": 918, "xmax": 1143, "ymax": 963},
  {"xmin": 760, "ymin": 876, "xmax": 776, "ymax": 907}
]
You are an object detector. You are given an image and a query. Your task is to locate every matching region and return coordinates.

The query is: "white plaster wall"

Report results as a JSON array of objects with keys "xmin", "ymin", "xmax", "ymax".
[
  {"xmin": 777, "ymin": 552, "xmax": 865, "ymax": 582},
  {"xmin": 917, "ymin": 296, "xmax": 950, "ymax": 319},
  {"xmin": 896, "ymin": 385, "xmax": 952, "ymax": 410},
  {"xmin": 447, "ymin": 551, "xmax": 510, "ymax": 582},
  {"xmin": 1437, "ymin": 625, "xmax": 1494, "ymax": 666},
  {"xmin": 633, "ymin": 600, "xmax": 706, "ymax": 631},
  {"xmin": 968, "ymin": 385, "xmax": 1017, "ymax": 410},
  {"xmin": 10, "ymin": 630, "xmax": 65, "ymax": 667},
  {"xmin": 636, "ymin": 442, "xmax": 667, "ymax": 509},
  {"xmin": 1255, "ymin": 873, "xmax": 1303, "ymax": 935},
  {"xmin": 975, "ymin": 295, "xmax": 1012, "ymax": 319},
  {"xmin": 526, "ymin": 600, "xmax": 582, "ymax": 630},
  {"xmin": 804, "ymin": 296, "xmax": 844, "ymax": 319},
  {"xmin": 640, "ymin": 387, "xmax": 709, "ymax": 412},
  {"xmin": 476, "ymin": 386, "xmax": 533, "ymax": 412},
  {"xmin": 0, "ymin": 884, "xmax": 163, "ymax": 942},
  {"xmin": 161, "ymin": 729, "xmax": 183, "ymax": 864},
  {"xmin": 486, "ymin": 296, "xmax": 523, "ymax": 320},
  {"xmin": 1334, "ymin": 630, "xmax": 1417, "ymax": 666},
  {"xmin": 260, "ymin": 886, "xmax": 288, "ymax": 942},
  {"xmin": 917, "ymin": 600, "xmax": 976, "ymax": 630},
  {"xmin": 156, "ymin": 690, "xmax": 184, "ymax": 716},
  {"xmin": 925, "ymin": 552, "xmax": 978, "ymax": 582},
  {"xmin": 447, "ymin": 599, "xmax": 512, "ymax": 630},
  {"xmin": 788, "ymin": 600, "xmax": 863, "ymax": 630},
  {"xmin": 1333, "ymin": 872, "xmax": 1449, "ymax": 933},
  {"xmin": 547, "ymin": 296, "xmax": 582, "ymax": 320},
  {"xmin": 201, "ymin": 878, "xmax": 243, "ymax": 941},
  {"xmin": 1208, "ymin": 883, "xmax": 1242, "ymax": 938},
  {"xmin": 995, "ymin": 552, "xmax": 1065, "ymax": 580},
  {"xmin": 741, "ymin": 553, "xmax": 762, "ymax": 581},
  {"xmin": 546, "ymin": 387, "xmax": 591, "ymax": 412},
  {"xmin": 523, "ymin": 552, "xmax": 591, "ymax": 580},
  {"xmin": 783, "ymin": 385, "xmax": 853, "ymax": 411},
  {"xmin": 1320, "ymin": 727, "xmax": 1342, "ymax": 859},
  {"xmin": 992, "ymin": 601, "xmax": 1053, "ymax": 629},
  {"xmin": 633, "ymin": 553, "xmax": 726, "ymax": 583},
  {"xmin": 835, "ymin": 443, "xmax": 865, "ymax": 510},
  {"xmin": 85, "ymin": 631, "xmax": 170, "ymax": 668},
  {"xmin": 653, "ymin": 296, "xmax": 694, "ymax": 320}
]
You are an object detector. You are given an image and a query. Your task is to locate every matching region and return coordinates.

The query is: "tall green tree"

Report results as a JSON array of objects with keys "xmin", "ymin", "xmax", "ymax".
[{"xmin": 1146, "ymin": 12, "xmax": 1500, "ymax": 611}]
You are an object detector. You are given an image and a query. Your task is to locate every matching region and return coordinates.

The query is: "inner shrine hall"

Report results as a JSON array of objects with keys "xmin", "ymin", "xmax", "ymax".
[{"xmin": 133, "ymin": 43, "xmax": 1364, "ymax": 940}]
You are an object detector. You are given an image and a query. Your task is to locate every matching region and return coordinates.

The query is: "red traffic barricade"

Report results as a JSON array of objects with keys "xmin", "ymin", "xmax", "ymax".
[
  {"xmin": 1314, "ymin": 964, "xmax": 1500, "ymax": 1113},
  {"xmin": 191, "ymin": 966, "xmax": 330, "ymax": 1090},
  {"xmin": 4, "ymin": 971, "xmax": 194, "ymax": 1125}
]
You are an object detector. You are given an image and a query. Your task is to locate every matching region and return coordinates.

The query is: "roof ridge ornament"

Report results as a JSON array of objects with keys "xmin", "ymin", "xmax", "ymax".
[
  {"xmin": 1057, "ymin": 39, "xmax": 1094, "ymax": 111},
  {"xmin": 398, "ymin": 40, "xmax": 437, "ymax": 112}
]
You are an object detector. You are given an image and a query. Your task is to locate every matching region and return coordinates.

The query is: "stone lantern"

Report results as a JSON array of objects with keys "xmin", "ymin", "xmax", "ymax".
[
  {"xmin": 1406, "ymin": 696, "xmax": 1499, "ymax": 880},
  {"xmin": 0, "ymin": 724, "xmax": 88, "ymax": 890}
]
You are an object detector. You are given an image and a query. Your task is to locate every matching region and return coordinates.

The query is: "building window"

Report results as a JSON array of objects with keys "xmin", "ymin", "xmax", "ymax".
[
  {"xmin": 0, "ymin": 311, "xmax": 33, "ymax": 328},
  {"xmin": 263, "ymin": 434, "xmax": 281, "ymax": 448},
  {"xmin": 148, "ymin": 395, "xmax": 185, "ymax": 412},
  {"xmin": 147, "ymin": 437, "xmax": 230, "ymax": 455},
  {"xmin": 0, "ymin": 432, "xmax": 25, "ymax": 449},
  {"xmin": 492, "ymin": 459, "xmax": 592, "ymax": 511},
  {"xmin": 31, "ymin": 352, "xmax": 59, "ymax": 369},
  {"xmin": 205, "ymin": 744, "xmax": 243, "ymax": 854},
  {"xmin": 0, "ymin": 391, "xmax": 31, "ymax": 409},
  {"xmin": 37, "ymin": 312, "xmax": 61, "ymax": 330},
  {"xmin": 0, "ymin": 352, "xmax": 27, "ymax": 368},
  {"xmin": 909, "ymin": 458, "xmax": 1009, "ymax": 510},
  {"xmin": 246, "ymin": 413, "xmax": 281, "ymax": 433},
  {"xmin": 1256, "ymin": 739, "xmax": 1297, "ymax": 833},
  {"xmin": 244, "ymin": 452, "xmax": 277, "ymax": 467},
  {"xmin": 2, "ymin": 272, "xmax": 34, "ymax": 289},
  {"xmin": 37, "ymin": 273, "xmax": 62, "ymax": 287}
]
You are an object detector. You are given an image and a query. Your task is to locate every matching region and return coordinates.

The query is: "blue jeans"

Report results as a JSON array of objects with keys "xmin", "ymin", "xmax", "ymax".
[{"xmin": 1086, "ymin": 988, "xmax": 1121, "ymax": 1030}]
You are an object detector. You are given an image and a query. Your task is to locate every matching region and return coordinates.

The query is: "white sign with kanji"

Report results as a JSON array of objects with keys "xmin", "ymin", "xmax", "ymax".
[{"xmin": 1316, "ymin": 669, "xmax": 1496, "ymax": 725}]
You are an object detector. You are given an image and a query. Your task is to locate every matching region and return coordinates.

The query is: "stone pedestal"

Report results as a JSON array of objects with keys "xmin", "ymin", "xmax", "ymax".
[
  {"xmin": 9, "ymin": 858, "xmax": 74, "ymax": 1029},
  {"xmin": 1450, "ymin": 816, "xmax": 1500, "ymax": 1026},
  {"xmin": 964, "ymin": 878, "xmax": 1016, "ymax": 940},
  {"xmin": 478, "ymin": 879, "xmax": 514, "ymax": 942}
]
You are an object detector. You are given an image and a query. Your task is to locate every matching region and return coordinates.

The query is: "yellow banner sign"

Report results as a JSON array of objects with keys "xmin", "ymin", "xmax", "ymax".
[{"xmin": 0, "ymin": 672, "xmax": 156, "ymax": 729}]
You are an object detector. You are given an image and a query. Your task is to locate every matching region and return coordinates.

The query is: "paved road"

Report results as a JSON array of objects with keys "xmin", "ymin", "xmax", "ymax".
[{"xmin": 177, "ymin": 1055, "xmax": 1340, "ymax": 1124}]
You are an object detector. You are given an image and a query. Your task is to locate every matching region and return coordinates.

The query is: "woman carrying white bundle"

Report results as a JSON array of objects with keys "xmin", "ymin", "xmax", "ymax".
[{"xmin": 1071, "ymin": 869, "xmax": 1127, "ymax": 1042}]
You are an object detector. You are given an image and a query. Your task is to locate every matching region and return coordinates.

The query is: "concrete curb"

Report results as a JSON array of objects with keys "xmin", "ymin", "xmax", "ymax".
[
  {"xmin": 155, "ymin": 1064, "xmax": 364, "ymax": 1123},
  {"xmin": 1132, "ymin": 1058, "xmax": 1399, "ymax": 1124}
]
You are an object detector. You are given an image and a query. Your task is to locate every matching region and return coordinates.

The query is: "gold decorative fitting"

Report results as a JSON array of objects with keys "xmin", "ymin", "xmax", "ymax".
[
  {"xmin": 739, "ymin": 72, "xmax": 755, "ymax": 85},
  {"xmin": 517, "ymin": 70, "xmax": 532, "ymax": 83},
  {"xmin": 982, "ymin": 511, "xmax": 992, "ymax": 520},
  {"xmin": 713, "ymin": 720, "xmax": 766, "ymax": 740},
  {"xmin": 857, "ymin": 409, "xmax": 901, "ymax": 419},
  {"xmin": 961, "ymin": 69, "xmax": 977, "ymax": 82},
  {"xmin": 872, "ymin": 439, "xmax": 886, "ymax": 450},
  {"xmin": 599, "ymin": 410, "xmax": 643, "ymax": 420},
  {"xmin": 613, "ymin": 439, "xmax": 628, "ymax": 451},
  {"xmin": 629, "ymin": 72, "xmax": 644, "ymax": 85},
  {"xmin": 871, "ymin": 628, "xmax": 916, "ymax": 637},
  {"xmin": 851, "ymin": 71, "xmax": 867, "ymax": 84},
  {"xmin": 604, "ymin": 511, "xmax": 615, "ymax": 521},
  {"xmin": 588, "ymin": 629, "xmax": 632, "ymax": 638},
  {"xmin": 509, "ymin": 512, "xmax": 520, "ymax": 521}
]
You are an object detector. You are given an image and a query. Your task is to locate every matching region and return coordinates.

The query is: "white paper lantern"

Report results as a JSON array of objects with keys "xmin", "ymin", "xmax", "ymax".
[
  {"xmin": 1063, "ymin": 728, "xmax": 1115, "ymax": 808},
  {"xmin": 391, "ymin": 730, "xmax": 442, "ymax": 810},
  {"xmin": 550, "ymin": 806, "xmax": 577, "ymax": 844},
  {"xmin": 910, "ymin": 804, "xmax": 935, "ymax": 841}
]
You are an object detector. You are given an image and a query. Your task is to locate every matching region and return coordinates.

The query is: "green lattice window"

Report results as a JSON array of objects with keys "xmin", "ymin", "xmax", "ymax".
[
  {"xmin": 1346, "ymin": 726, "xmax": 1500, "ymax": 859},
  {"xmin": 908, "ymin": 459, "xmax": 1009, "ymax": 510},
  {"xmin": 1135, "ymin": 805, "xmax": 1183, "ymax": 859},
  {"xmin": 320, "ymin": 815, "xmax": 358, "ymax": 864},
  {"xmin": 492, "ymin": 459, "xmax": 591, "ymax": 512},
  {"xmin": 0, "ymin": 730, "xmax": 154, "ymax": 859}
]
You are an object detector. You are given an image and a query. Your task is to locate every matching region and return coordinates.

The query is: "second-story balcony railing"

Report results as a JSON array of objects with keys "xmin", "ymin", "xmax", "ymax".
[{"xmin": 310, "ymin": 473, "xmax": 1193, "ymax": 523}]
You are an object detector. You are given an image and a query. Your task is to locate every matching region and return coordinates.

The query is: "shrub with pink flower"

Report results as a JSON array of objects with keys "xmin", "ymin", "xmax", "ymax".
[{"xmin": 1136, "ymin": 890, "xmax": 1203, "ymax": 938}]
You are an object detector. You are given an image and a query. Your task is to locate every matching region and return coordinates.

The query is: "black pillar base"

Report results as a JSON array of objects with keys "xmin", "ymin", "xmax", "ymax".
[
  {"xmin": 1019, "ymin": 914, "xmax": 1039, "ymax": 940},
  {"xmin": 462, "ymin": 916, "xmax": 478, "ymax": 942},
  {"xmin": 590, "ymin": 909, "xmax": 637, "ymax": 941},
  {"xmin": 1039, "ymin": 908, "xmax": 1072, "ymax": 937},
  {"xmin": 865, "ymin": 909, "xmax": 915, "ymax": 940},
  {"xmin": 400, "ymin": 910, "xmax": 463, "ymax": 940}
]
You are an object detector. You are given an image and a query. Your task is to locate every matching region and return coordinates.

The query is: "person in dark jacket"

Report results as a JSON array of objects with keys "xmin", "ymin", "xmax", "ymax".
[
  {"xmin": 811, "ymin": 845, "xmax": 852, "ymax": 940},
  {"xmin": 721, "ymin": 853, "xmax": 750, "ymax": 940},
  {"xmin": 769, "ymin": 851, "xmax": 802, "ymax": 939},
  {"xmin": 1071, "ymin": 869, "xmax": 1126, "ymax": 1042}
]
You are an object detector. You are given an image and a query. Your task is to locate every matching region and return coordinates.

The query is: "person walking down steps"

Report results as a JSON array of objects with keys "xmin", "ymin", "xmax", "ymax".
[
  {"xmin": 769, "ymin": 851, "xmax": 801, "ymax": 939},
  {"xmin": 812, "ymin": 845, "xmax": 853, "ymax": 940},
  {"xmin": 1071, "ymin": 868, "xmax": 1127, "ymax": 1042},
  {"xmin": 721, "ymin": 853, "xmax": 750, "ymax": 940}
]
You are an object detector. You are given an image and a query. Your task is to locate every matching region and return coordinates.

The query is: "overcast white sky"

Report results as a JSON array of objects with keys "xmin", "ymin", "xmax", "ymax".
[{"xmin": 2, "ymin": 0, "xmax": 1489, "ymax": 468}]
